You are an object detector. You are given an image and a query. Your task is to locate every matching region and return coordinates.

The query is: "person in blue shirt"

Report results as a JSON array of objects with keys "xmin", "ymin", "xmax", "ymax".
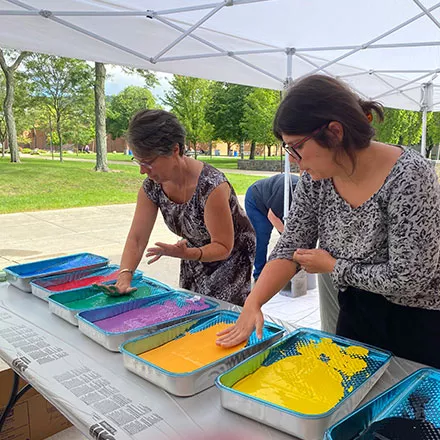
[{"xmin": 245, "ymin": 173, "xmax": 299, "ymax": 281}]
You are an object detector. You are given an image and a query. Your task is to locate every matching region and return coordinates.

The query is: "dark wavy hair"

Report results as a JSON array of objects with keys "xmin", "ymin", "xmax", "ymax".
[
  {"xmin": 273, "ymin": 75, "xmax": 384, "ymax": 171},
  {"xmin": 128, "ymin": 109, "xmax": 186, "ymax": 157}
]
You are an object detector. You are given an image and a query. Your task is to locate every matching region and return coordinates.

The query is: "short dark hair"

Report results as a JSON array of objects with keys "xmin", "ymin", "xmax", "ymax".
[
  {"xmin": 127, "ymin": 109, "xmax": 186, "ymax": 157},
  {"xmin": 273, "ymin": 75, "xmax": 384, "ymax": 170}
]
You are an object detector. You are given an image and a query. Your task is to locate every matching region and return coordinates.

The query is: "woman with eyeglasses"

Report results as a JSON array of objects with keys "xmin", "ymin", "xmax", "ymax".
[
  {"xmin": 217, "ymin": 74, "xmax": 440, "ymax": 368},
  {"xmin": 113, "ymin": 109, "xmax": 256, "ymax": 306}
]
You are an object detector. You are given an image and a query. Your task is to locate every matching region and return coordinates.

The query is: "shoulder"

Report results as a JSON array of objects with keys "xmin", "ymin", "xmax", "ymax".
[
  {"xmin": 200, "ymin": 163, "xmax": 227, "ymax": 186},
  {"xmin": 142, "ymin": 177, "xmax": 162, "ymax": 203},
  {"xmin": 389, "ymin": 148, "xmax": 438, "ymax": 189}
]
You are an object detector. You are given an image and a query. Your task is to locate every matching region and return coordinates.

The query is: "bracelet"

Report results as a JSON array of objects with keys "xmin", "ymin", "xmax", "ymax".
[
  {"xmin": 119, "ymin": 268, "xmax": 134, "ymax": 276},
  {"xmin": 197, "ymin": 248, "xmax": 203, "ymax": 261}
]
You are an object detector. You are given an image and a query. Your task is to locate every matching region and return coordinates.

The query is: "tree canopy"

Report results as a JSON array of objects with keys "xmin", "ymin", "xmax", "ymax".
[{"xmin": 106, "ymin": 85, "xmax": 157, "ymax": 140}]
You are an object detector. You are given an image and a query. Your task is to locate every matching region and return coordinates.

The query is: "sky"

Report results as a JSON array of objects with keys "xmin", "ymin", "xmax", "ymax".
[{"xmin": 105, "ymin": 65, "xmax": 172, "ymax": 104}]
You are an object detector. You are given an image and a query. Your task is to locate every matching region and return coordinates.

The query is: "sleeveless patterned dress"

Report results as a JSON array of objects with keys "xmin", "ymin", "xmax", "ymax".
[{"xmin": 143, "ymin": 163, "xmax": 256, "ymax": 306}]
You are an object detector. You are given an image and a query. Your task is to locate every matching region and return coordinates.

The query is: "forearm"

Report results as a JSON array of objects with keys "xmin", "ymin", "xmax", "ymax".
[
  {"xmin": 245, "ymin": 258, "xmax": 299, "ymax": 308},
  {"xmin": 118, "ymin": 236, "xmax": 148, "ymax": 281},
  {"xmin": 193, "ymin": 241, "xmax": 231, "ymax": 262},
  {"xmin": 268, "ymin": 209, "xmax": 284, "ymax": 233}
]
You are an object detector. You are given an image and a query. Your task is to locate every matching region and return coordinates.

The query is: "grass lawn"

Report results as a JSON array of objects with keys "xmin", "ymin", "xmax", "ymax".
[
  {"xmin": 35, "ymin": 151, "xmax": 282, "ymax": 168},
  {"xmin": 0, "ymin": 157, "xmax": 264, "ymax": 214}
]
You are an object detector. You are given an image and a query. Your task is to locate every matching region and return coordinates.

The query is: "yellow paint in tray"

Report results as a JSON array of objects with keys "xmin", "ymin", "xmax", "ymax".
[
  {"xmin": 233, "ymin": 338, "xmax": 369, "ymax": 415},
  {"xmin": 139, "ymin": 323, "xmax": 247, "ymax": 373}
]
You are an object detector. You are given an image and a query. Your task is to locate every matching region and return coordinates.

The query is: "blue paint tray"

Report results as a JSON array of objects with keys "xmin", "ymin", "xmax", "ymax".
[
  {"xmin": 77, "ymin": 292, "xmax": 219, "ymax": 351},
  {"xmin": 325, "ymin": 368, "xmax": 440, "ymax": 439},
  {"xmin": 30, "ymin": 264, "xmax": 143, "ymax": 301},
  {"xmin": 4, "ymin": 252, "xmax": 109, "ymax": 292},
  {"xmin": 120, "ymin": 310, "xmax": 285, "ymax": 396}
]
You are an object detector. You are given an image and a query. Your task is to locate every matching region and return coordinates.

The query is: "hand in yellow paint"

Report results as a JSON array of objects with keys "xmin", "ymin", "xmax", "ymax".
[{"xmin": 216, "ymin": 303, "xmax": 264, "ymax": 348}]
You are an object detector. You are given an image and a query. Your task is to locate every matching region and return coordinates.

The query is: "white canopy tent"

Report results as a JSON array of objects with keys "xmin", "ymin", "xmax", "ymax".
[{"xmin": 1, "ymin": 0, "xmax": 440, "ymax": 215}]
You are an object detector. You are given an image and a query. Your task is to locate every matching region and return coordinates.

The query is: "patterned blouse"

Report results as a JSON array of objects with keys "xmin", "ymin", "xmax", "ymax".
[
  {"xmin": 269, "ymin": 148, "xmax": 440, "ymax": 310},
  {"xmin": 143, "ymin": 163, "xmax": 256, "ymax": 306}
]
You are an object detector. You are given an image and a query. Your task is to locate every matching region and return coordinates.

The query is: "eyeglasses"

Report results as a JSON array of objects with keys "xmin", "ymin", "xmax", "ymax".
[
  {"xmin": 131, "ymin": 156, "xmax": 159, "ymax": 169},
  {"xmin": 283, "ymin": 125, "xmax": 327, "ymax": 161}
]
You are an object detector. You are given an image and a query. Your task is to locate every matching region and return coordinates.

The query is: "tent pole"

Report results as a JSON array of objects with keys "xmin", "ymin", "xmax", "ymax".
[
  {"xmin": 421, "ymin": 106, "xmax": 428, "ymax": 158},
  {"xmin": 283, "ymin": 49, "xmax": 294, "ymax": 223},
  {"xmin": 420, "ymin": 82, "xmax": 433, "ymax": 158}
]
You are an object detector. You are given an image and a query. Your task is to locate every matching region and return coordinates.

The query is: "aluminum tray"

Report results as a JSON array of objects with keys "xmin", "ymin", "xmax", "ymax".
[
  {"xmin": 325, "ymin": 368, "xmax": 440, "ymax": 439},
  {"xmin": 216, "ymin": 328, "xmax": 392, "ymax": 440},
  {"xmin": 30, "ymin": 264, "xmax": 143, "ymax": 301},
  {"xmin": 77, "ymin": 292, "xmax": 219, "ymax": 351},
  {"xmin": 47, "ymin": 276, "xmax": 172, "ymax": 325},
  {"xmin": 4, "ymin": 253, "xmax": 109, "ymax": 292},
  {"xmin": 120, "ymin": 310, "xmax": 285, "ymax": 396}
]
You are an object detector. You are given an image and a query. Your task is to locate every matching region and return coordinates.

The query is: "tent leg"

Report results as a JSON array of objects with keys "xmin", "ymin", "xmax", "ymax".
[{"xmin": 421, "ymin": 107, "xmax": 428, "ymax": 158}]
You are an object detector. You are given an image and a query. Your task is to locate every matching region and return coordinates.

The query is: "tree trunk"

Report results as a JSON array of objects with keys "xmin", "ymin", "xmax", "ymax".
[
  {"xmin": 56, "ymin": 116, "xmax": 63, "ymax": 162},
  {"xmin": 3, "ymin": 70, "xmax": 19, "ymax": 162},
  {"xmin": 48, "ymin": 112, "xmax": 54, "ymax": 160},
  {"xmin": 0, "ymin": 50, "xmax": 29, "ymax": 163},
  {"xmin": 249, "ymin": 140, "xmax": 256, "ymax": 160},
  {"xmin": 94, "ymin": 62, "xmax": 109, "ymax": 172}
]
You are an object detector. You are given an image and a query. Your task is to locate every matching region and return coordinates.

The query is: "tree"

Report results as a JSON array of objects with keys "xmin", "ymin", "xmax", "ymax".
[
  {"xmin": 241, "ymin": 88, "xmax": 279, "ymax": 157},
  {"xmin": 0, "ymin": 73, "xmax": 5, "ymax": 157},
  {"xmin": 62, "ymin": 96, "xmax": 95, "ymax": 152},
  {"xmin": 121, "ymin": 66, "xmax": 159, "ymax": 88},
  {"xmin": 107, "ymin": 86, "xmax": 157, "ymax": 141},
  {"xmin": 24, "ymin": 54, "xmax": 94, "ymax": 162},
  {"xmin": 0, "ymin": 49, "xmax": 30, "ymax": 162},
  {"xmin": 94, "ymin": 62, "xmax": 109, "ymax": 172},
  {"xmin": 373, "ymin": 108, "xmax": 422, "ymax": 147},
  {"xmin": 426, "ymin": 112, "xmax": 440, "ymax": 159},
  {"xmin": 163, "ymin": 75, "xmax": 213, "ymax": 159},
  {"xmin": 206, "ymin": 82, "xmax": 252, "ymax": 156}
]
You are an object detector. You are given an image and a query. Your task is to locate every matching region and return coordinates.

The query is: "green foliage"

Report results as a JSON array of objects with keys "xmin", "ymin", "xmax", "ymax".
[
  {"xmin": 24, "ymin": 54, "xmax": 94, "ymax": 153},
  {"xmin": 120, "ymin": 66, "xmax": 159, "ymax": 88},
  {"xmin": 163, "ymin": 76, "xmax": 213, "ymax": 149},
  {"xmin": 106, "ymin": 86, "xmax": 157, "ymax": 139},
  {"xmin": 206, "ymin": 82, "xmax": 252, "ymax": 146},
  {"xmin": 373, "ymin": 108, "xmax": 423, "ymax": 146},
  {"xmin": 241, "ymin": 88, "xmax": 280, "ymax": 154}
]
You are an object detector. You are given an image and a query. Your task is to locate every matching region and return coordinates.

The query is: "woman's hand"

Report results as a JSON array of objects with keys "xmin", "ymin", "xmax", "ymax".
[
  {"xmin": 94, "ymin": 273, "xmax": 137, "ymax": 296},
  {"xmin": 216, "ymin": 303, "xmax": 264, "ymax": 348},
  {"xmin": 293, "ymin": 248, "xmax": 336, "ymax": 273},
  {"xmin": 146, "ymin": 239, "xmax": 190, "ymax": 264}
]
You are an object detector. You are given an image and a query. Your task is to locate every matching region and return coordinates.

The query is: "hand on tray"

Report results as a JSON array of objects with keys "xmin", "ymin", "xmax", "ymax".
[
  {"xmin": 216, "ymin": 304, "xmax": 264, "ymax": 347},
  {"xmin": 92, "ymin": 283, "xmax": 137, "ymax": 297}
]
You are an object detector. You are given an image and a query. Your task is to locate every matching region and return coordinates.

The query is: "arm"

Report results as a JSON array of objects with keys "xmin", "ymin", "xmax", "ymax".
[
  {"xmin": 116, "ymin": 187, "xmax": 158, "ymax": 291},
  {"xmin": 216, "ymin": 258, "xmax": 298, "ymax": 347},
  {"xmin": 268, "ymin": 208, "xmax": 284, "ymax": 233},
  {"xmin": 146, "ymin": 182, "xmax": 234, "ymax": 262},
  {"xmin": 332, "ymin": 161, "xmax": 440, "ymax": 295},
  {"xmin": 217, "ymin": 174, "xmax": 318, "ymax": 347}
]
